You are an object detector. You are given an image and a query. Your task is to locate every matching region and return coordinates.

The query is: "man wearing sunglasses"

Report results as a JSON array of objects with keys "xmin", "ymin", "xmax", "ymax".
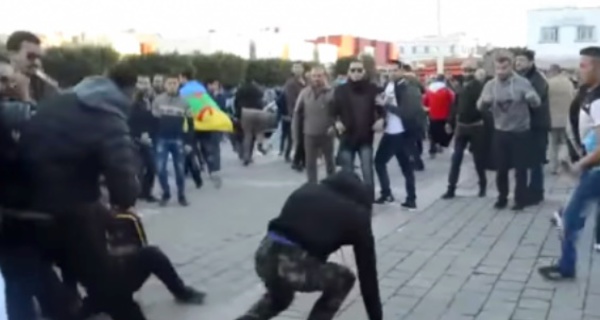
[
  {"xmin": 332, "ymin": 60, "xmax": 384, "ymax": 200},
  {"xmin": 5, "ymin": 31, "xmax": 58, "ymax": 103},
  {"xmin": 441, "ymin": 60, "xmax": 487, "ymax": 199}
]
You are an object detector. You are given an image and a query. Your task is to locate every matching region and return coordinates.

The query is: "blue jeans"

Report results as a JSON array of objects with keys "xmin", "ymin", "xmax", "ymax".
[
  {"xmin": 195, "ymin": 132, "xmax": 221, "ymax": 173},
  {"xmin": 559, "ymin": 169, "xmax": 600, "ymax": 277},
  {"xmin": 374, "ymin": 133, "xmax": 416, "ymax": 201},
  {"xmin": 155, "ymin": 138, "xmax": 185, "ymax": 198},
  {"xmin": 338, "ymin": 141, "xmax": 374, "ymax": 199}
]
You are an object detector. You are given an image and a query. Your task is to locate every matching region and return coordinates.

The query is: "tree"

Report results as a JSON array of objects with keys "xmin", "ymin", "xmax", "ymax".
[
  {"xmin": 246, "ymin": 59, "xmax": 293, "ymax": 86},
  {"xmin": 43, "ymin": 45, "xmax": 120, "ymax": 87},
  {"xmin": 190, "ymin": 52, "xmax": 246, "ymax": 87}
]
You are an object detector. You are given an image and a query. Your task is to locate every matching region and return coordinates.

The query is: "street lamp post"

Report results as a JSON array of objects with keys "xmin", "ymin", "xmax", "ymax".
[{"xmin": 436, "ymin": 0, "xmax": 444, "ymax": 74}]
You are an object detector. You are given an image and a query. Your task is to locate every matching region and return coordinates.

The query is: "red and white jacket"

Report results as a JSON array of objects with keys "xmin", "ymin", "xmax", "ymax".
[{"xmin": 423, "ymin": 81, "xmax": 455, "ymax": 121}]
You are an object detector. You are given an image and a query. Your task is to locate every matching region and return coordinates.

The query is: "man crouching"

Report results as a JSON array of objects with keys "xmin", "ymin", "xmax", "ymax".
[{"xmin": 236, "ymin": 171, "xmax": 382, "ymax": 320}]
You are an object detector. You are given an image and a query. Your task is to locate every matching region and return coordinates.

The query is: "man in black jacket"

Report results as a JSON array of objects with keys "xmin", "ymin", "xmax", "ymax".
[
  {"xmin": 130, "ymin": 77, "xmax": 158, "ymax": 202},
  {"xmin": 235, "ymin": 79, "xmax": 275, "ymax": 165},
  {"xmin": 236, "ymin": 171, "xmax": 381, "ymax": 320},
  {"xmin": 515, "ymin": 49, "xmax": 550, "ymax": 205},
  {"xmin": 333, "ymin": 60, "xmax": 384, "ymax": 201},
  {"xmin": 20, "ymin": 64, "xmax": 142, "ymax": 320},
  {"xmin": 442, "ymin": 60, "xmax": 487, "ymax": 199}
]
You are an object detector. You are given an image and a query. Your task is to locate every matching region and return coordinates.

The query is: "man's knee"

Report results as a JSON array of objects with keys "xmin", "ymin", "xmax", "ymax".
[{"xmin": 326, "ymin": 264, "xmax": 356, "ymax": 293}]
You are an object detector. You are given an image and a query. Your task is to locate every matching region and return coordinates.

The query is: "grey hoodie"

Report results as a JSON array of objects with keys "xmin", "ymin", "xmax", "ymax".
[
  {"xmin": 479, "ymin": 73, "xmax": 541, "ymax": 132},
  {"xmin": 72, "ymin": 76, "xmax": 131, "ymax": 119}
]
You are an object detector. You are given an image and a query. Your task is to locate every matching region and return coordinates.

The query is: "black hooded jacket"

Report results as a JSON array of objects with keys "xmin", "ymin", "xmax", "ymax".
[
  {"xmin": 268, "ymin": 171, "xmax": 382, "ymax": 320},
  {"xmin": 522, "ymin": 65, "xmax": 550, "ymax": 130},
  {"xmin": 20, "ymin": 76, "xmax": 140, "ymax": 214}
]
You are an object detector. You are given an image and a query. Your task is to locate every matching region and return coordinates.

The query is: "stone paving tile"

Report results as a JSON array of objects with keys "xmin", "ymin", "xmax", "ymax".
[{"xmin": 136, "ymin": 148, "xmax": 598, "ymax": 320}]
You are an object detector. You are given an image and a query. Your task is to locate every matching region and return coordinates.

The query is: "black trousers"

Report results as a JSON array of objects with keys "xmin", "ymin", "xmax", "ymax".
[
  {"xmin": 493, "ymin": 130, "xmax": 530, "ymax": 204},
  {"xmin": 447, "ymin": 125, "xmax": 487, "ymax": 190},
  {"xmin": 292, "ymin": 133, "xmax": 305, "ymax": 168},
  {"xmin": 136, "ymin": 142, "xmax": 156, "ymax": 197},
  {"xmin": 81, "ymin": 245, "xmax": 187, "ymax": 318},
  {"xmin": 280, "ymin": 120, "xmax": 292, "ymax": 159},
  {"xmin": 56, "ymin": 204, "xmax": 147, "ymax": 320}
]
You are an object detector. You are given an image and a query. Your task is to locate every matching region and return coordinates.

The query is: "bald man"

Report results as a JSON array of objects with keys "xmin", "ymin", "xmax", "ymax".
[
  {"xmin": 442, "ymin": 60, "xmax": 488, "ymax": 199},
  {"xmin": 292, "ymin": 66, "xmax": 336, "ymax": 183}
]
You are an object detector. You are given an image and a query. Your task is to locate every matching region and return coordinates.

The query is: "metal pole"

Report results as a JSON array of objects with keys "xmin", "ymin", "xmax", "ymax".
[{"xmin": 436, "ymin": 0, "xmax": 444, "ymax": 74}]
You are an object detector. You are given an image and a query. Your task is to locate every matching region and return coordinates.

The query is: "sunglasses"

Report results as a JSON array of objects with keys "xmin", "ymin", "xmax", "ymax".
[
  {"xmin": 349, "ymin": 68, "xmax": 364, "ymax": 73},
  {"xmin": 462, "ymin": 68, "xmax": 476, "ymax": 73},
  {"xmin": 26, "ymin": 52, "xmax": 41, "ymax": 61}
]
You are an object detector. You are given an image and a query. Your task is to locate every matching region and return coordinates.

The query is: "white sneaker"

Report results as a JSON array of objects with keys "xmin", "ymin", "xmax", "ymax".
[
  {"xmin": 594, "ymin": 244, "xmax": 600, "ymax": 252},
  {"xmin": 550, "ymin": 209, "xmax": 564, "ymax": 240}
]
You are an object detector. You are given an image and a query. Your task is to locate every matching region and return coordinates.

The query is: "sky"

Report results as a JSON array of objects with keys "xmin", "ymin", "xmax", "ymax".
[{"xmin": 1, "ymin": 0, "xmax": 598, "ymax": 46}]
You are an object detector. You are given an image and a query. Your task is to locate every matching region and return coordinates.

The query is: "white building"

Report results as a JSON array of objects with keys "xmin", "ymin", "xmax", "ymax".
[
  {"xmin": 527, "ymin": 7, "xmax": 600, "ymax": 68},
  {"xmin": 397, "ymin": 33, "xmax": 479, "ymax": 63}
]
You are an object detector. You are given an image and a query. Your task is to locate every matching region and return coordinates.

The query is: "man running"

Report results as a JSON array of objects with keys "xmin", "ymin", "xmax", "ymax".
[{"xmin": 236, "ymin": 171, "xmax": 382, "ymax": 320}]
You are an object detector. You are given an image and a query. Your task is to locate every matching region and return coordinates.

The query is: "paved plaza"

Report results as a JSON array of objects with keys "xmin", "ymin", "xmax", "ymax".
[{"xmin": 135, "ymin": 147, "xmax": 600, "ymax": 320}]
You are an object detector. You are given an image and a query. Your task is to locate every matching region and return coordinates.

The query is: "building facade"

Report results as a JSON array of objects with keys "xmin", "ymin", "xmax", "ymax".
[
  {"xmin": 311, "ymin": 35, "xmax": 398, "ymax": 66},
  {"xmin": 527, "ymin": 7, "xmax": 600, "ymax": 68},
  {"xmin": 396, "ymin": 33, "xmax": 479, "ymax": 64}
]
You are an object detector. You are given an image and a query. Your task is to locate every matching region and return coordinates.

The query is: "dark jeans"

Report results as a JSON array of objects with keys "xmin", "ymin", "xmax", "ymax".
[
  {"xmin": 374, "ymin": 133, "xmax": 416, "ymax": 201},
  {"xmin": 528, "ymin": 129, "xmax": 548, "ymax": 200},
  {"xmin": 447, "ymin": 125, "xmax": 487, "ymax": 190},
  {"xmin": 280, "ymin": 120, "xmax": 292, "ymax": 159},
  {"xmin": 195, "ymin": 132, "xmax": 221, "ymax": 173},
  {"xmin": 184, "ymin": 145, "xmax": 202, "ymax": 187},
  {"xmin": 493, "ymin": 130, "xmax": 530, "ymax": 205},
  {"xmin": 135, "ymin": 142, "xmax": 156, "ymax": 198},
  {"xmin": 156, "ymin": 138, "xmax": 185, "ymax": 198},
  {"xmin": 338, "ymin": 141, "xmax": 374, "ymax": 200}
]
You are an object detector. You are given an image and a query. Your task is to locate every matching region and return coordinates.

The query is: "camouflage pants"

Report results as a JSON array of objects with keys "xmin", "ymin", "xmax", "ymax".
[{"xmin": 237, "ymin": 236, "xmax": 356, "ymax": 320}]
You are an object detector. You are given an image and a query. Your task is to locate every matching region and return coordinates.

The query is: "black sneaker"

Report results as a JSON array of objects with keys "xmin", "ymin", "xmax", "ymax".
[
  {"xmin": 140, "ymin": 194, "xmax": 158, "ymax": 203},
  {"xmin": 494, "ymin": 198, "xmax": 507, "ymax": 209},
  {"xmin": 291, "ymin": 163, "xmax": 304, "ymax": 172},
  {"xmin": 175, "ymin": 286, "xmax": 206, "ymax": 305},
  {"xmin": 512, "ymin": 203, "xmax": 525, "ymax": 211},
  {"xmin": 538, "ymin": 265, "xmax": 575, "ymax": 281},
  {"xmin": 159, "ymin": 196, "xmax": 170, "ymax": 207},
  {"xmin": 527, "ymin": 194, "xmax": 544, "ymax": 206},
  {"xmin": 441, "ymin": 190, "xmax": 455, "ymax": 199},
  {"xmin": 374, "ymin": 195, "xmax": 394, "ymax": 204},
  {"xmin": 178, "ymin": 196, "xmax": 189, "ymax": 207},
  {"xmin": 478, "ymin": 187, "xmax": 486, "ymax": 198},
  {"xmin": 401, "ymin": 200, "xmax": 417, "ymax": 210},
  {"xmin": 414, "ymin": 161, "xmax": 425, "ymax": 172}
]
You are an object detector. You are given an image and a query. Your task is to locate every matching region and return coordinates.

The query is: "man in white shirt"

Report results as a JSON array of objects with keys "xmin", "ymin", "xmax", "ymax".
[
  {"xmin": 539, "ymin": 46, "xmax": 600, "ymax": 281},
  {"xmin": 373, "ymin": 61, "xmax": 423, "ymax": 209}
]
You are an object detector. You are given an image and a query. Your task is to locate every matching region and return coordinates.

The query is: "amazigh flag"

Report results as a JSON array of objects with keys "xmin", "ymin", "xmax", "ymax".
[{"xmin": 179, "ymin": 80, "xmax": 233, "ymax": 132}]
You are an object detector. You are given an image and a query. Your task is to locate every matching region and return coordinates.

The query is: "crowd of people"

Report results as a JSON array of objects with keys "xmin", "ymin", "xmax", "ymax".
[{"xmin": 0, "ymin": 27, "xmax": 599, "ymax": 320}]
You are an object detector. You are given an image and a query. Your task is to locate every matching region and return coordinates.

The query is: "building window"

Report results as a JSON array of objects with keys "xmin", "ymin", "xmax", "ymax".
[
  {"xmin": 576, "ymin": 26, "xmax": 596, "ymax": 42},
  {"xmin": 539, "ymin": 26, "xmax": 559, "ymax": 43},
  {"xmin": 449, "ymin": 45, "xmax": 455, "ymax": 54},
  {"xmin": 399, "ymin": 46, "xmax": 404, "ymax": 54},
  {"xmin": 412, "ymin": 46, "xmax": 417, "ymax": 54},
  {"xmin": 424, "ymin": 46, "xmax": 430, "ymax": 54}
]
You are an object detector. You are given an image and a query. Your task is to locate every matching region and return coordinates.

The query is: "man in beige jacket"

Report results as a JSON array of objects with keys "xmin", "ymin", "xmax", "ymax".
[
  {"xmin": 547, "ymin": 64, "xmax": 576, "ymax": 173},
  {"xmin": 293, "ymin": 66, "xmax": 336, "ymax": 183}
]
